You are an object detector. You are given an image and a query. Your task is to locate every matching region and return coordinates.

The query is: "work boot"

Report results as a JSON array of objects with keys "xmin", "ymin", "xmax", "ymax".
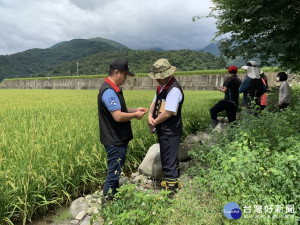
[
  {"xmin": 211, "ymin": 119, "xmax": 218, "ymax": 128},
  {"xmin": 161, "ymin": 177, "xmax": 181, "ymax": 198},
  {"xmin": 101, "ymin": 194, "xmax": 114, "ymax": 207}
]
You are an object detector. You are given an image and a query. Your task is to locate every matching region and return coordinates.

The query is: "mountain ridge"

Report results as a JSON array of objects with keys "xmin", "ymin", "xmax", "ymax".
[
  {"xmin": 0, "ymin": 38, "xmax": 225, "ymax": 82},
  {"xmin": 0, "ymin": 38, "xmax": 128, "ymax": 81}
]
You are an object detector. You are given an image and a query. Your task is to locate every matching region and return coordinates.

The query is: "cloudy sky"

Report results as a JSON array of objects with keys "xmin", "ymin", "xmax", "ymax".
[{"xmin": 0, "ymin": 0, "xmax": 217, "ymax": 55}]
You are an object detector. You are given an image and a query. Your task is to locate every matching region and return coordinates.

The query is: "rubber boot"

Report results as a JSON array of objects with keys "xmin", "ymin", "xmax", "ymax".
[{"xmin": 211, "ymin": 119, "xmax": 218, "ymax": 128}]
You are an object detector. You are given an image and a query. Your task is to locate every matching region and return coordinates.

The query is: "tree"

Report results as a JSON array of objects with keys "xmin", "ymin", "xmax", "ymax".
[{"xmin": 207, "ymin": 0, "xmax": 300, "ymax": 73}]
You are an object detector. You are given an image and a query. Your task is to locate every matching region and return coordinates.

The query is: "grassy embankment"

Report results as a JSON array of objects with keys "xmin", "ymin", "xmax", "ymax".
[{"xmin": 3, "ymin": 67, "xmax": 280, "ymax": 81}]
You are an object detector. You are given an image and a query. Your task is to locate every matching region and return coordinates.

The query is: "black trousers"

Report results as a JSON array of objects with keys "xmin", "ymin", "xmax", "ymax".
[
  {"xmin": 210, "ymin": 100, "xmax": 237, "ymax": 123},
  {"xmin": 158, "ymin": 134, "xmax": 181, "ymax": 179}
]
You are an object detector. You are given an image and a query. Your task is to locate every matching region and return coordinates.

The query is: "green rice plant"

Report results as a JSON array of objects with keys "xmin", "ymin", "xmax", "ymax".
[{"xmin": 0, "ymin": 89, "xmax": 222, "ymax": 224}]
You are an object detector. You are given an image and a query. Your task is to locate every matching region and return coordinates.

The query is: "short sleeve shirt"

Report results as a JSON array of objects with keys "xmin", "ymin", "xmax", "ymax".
[
  {"xmin": 153, "ymin": 87, "xmax": 183, "ymax": 113},
  {"xmin": 101, "ymin": 88, "xmax": 121, "ymax": 112},
  {"xmin": 223, "ymin": 75, "xmax": 241, "ymax": 104}
]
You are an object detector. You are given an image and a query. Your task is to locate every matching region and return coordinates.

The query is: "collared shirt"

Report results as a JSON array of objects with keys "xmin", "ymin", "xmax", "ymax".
[
  {"xmin": 153, "ymin": 87, "xmax": 183, "ymax": 113},
  {"xmin": 102, "ymin": 88, "xmax": 121, "ymax": 112}
]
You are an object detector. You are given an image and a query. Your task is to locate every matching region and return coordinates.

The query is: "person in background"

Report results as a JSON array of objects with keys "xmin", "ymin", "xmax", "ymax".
[
  {"xmin": 277, "ymin": 72, "xmax": 290, "ymax": 109},
  {"xmin": 97, "ymin": 59, "xmax": 148, "ymax": 202},
  {"xmin": 238, "ymin": 61, "xmax": 267, "ymax": 114},
  {"xmin": 210, "ymin": 65, "xmax": 241, "ymax": 127},
  {"xmin": 260, "ymin": 70, "xmax": 268, "ymax": 110},
  {"xmin": 147, "ymin": 58, "xmax": 184, "ymax": 195}
]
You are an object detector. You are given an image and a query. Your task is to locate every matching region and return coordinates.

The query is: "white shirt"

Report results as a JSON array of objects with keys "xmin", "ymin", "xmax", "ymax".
[
  {"xmin": 153, "ymin": 87, "xmax": 183, "ymax": 113},
  {"xmin": 279, "ymin": 81, "xmax": 290, "ymax": 103}
]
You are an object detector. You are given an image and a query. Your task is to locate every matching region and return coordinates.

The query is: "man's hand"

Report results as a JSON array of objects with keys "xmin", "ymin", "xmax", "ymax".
[
  {"xmin": 111, "ymin": 107, "xmax": 148, "ymax": 122},
  {"xmin": 148, "ymin": 116, "xmax": 156, "ymax": 126},
  {"xmin": 134, "ymin": 110, "xmax": 146, "ymax": 120},
  {"xmin": 137, "ymin": 107, "xmax": 148, "ymax": 113},
  {"xmin": 218, "ymin": 86, "xmax": 227, "ymax": 93},
  {"xmin": 134, "ymin": 107, "xmax": 148, "ymax": 120},
  {"xmin": 148, "ymin": 115, "xmax": 156, "ymax": 133}
]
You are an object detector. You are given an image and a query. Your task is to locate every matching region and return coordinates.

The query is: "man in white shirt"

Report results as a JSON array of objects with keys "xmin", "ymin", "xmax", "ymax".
[{"xmin": 148, "ymin": 58, "xmax": 184, "ymax": 195}]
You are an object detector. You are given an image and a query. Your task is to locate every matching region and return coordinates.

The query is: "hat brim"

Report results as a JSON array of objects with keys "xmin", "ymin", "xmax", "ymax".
[
  {"xmin": 241, "ymin": 65, "xmax": 249, "ymax": 70},
  {"xmin": 244, "ymin": 66, "xmax": 261, "ymax": 79},
  {"xmin": 148, "ymin": 66, "xmax": 176, "ymax": 79},
  {"xmin": 124, "ymin": 70, "xmax": 135, "ymax": 76}
]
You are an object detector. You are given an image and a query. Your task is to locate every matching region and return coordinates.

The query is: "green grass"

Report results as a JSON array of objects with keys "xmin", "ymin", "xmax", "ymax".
[
  {"xmin": 52, "ymin": 207, "xmax": 71, "ymax": 223},
  {"xmin": 0, "ymin": 89, "xmax": 222, "ymax": 224}
]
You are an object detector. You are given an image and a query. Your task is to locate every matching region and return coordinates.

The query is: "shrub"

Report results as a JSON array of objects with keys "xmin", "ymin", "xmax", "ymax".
[
  {"xmin": 91, "ymin": 184, "xmax": 173, "ymax": 225},
  {"xmin": 189, "ymin": 87, "xmax": 300, "ymax": 224}
]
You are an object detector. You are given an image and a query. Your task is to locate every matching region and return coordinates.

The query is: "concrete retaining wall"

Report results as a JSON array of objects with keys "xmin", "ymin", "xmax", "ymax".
[{"xmin": 0, "ymin": 73, "xmax": 278, "ymax": 90}]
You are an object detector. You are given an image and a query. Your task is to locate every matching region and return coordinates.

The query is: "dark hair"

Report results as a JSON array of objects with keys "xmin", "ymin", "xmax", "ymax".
[
  {"xmin": 108, "ymin": 68, "xmax": 126, "ymax": 76},
  {"xmin": 108, "ymin": 68, "xmax": 115, "ymax": 76},
  {"xmin": 277, "ymin": 72, "xmax": 288, "ymax": 81}
]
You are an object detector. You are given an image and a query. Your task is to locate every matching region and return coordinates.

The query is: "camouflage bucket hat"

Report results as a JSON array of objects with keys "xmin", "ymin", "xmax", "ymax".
[{"xmin": 148, "ymin": 58, "xmax": 176, "ymax": 79}]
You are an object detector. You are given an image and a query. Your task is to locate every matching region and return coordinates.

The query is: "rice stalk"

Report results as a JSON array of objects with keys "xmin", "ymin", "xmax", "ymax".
[{"xmin": 23, "ymin": 113, "xmax": 38, "ymax": 225}]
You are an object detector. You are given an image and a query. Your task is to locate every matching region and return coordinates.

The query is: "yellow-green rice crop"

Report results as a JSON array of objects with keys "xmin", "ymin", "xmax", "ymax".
[{"xmin": 0, "ymin": 89, "xmax": 222, "ymax": 224}]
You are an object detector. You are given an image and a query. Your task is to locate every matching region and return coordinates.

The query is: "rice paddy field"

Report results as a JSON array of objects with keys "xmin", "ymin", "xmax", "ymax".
[{"xmin": 0, "ymin": 89, "xmax": 222, "ymax": 224}]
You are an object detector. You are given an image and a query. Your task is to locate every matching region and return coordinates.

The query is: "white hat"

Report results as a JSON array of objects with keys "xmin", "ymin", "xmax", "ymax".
[{"xmin": 241, "ymin": 61, "xmax": 260, "ymax": 79}]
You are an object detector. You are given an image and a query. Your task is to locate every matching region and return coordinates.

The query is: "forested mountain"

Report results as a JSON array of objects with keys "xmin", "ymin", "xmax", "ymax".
[
  {"xmin": 0, "ymin": 37, "xmax": 128, "ymax": 80},
  {"xmin": 42, "ymin": 49, "xmax": 224, "ymax": 77},
  {"xmin": 202, "ymin": 42, "xmax": 220, "ymax": 56},
  {"xmin": 201, "ymin": 42, "xmax": 278, "ymax": 69},
  {"xmin": 0, "ymin": 37, "xmax": 225, "ymax": 81}
]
